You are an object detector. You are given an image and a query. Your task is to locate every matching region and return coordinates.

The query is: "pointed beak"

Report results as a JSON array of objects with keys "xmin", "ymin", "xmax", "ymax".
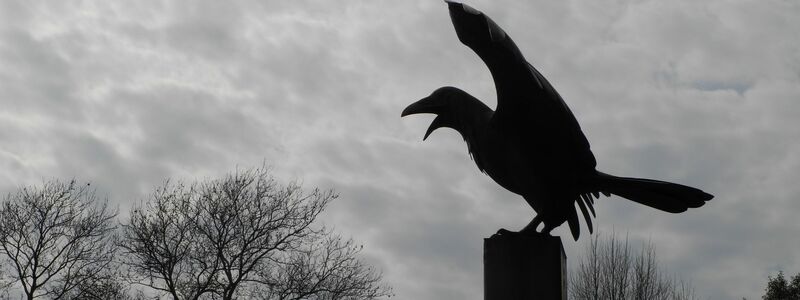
[
  {"xmin": 401, "ymin": 96, "xmax": 442, "ymax": 117},
  {"xmin": 402, "ymin": 97, "xmax": 447, "ymax": 141},
  {"xmin": 423, "ymin": 115, "xmax": 447, "ymax": 141}
]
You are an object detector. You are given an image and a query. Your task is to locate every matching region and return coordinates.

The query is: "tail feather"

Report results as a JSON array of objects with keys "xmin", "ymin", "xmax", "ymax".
[
  {"xmin": 594, "ymin": 171, "xmax": 713, "ymax": 213},
  {"xmin": 576, "ymin": 194, "xmax": 594, "ymax": 233},
  {"xmin": 566, "ymin": 198, "xmax": 581, "ymax": 240},
  {"xmin": 581, "ymin": 194, "xmax": 596, "ymax": 217}
]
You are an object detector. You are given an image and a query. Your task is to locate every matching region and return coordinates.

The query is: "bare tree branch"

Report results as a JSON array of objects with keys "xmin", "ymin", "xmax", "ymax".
[
  {"xmin": 0, "ymin": 179, "xmax": 117, "ymax": 300},
  {"xmin": 256, "ymin": 231, "xmax": 392, "ymax": 300},
  {"xmin": 119, "ymin": 181, "xmax": 212, "ymax": 300},
  {"xmin": 570, "ymin": 232, "xmax": 700, "ymax": 300},
  {"xmin": 120, "ymin": 166, "xmax": 391, "ymax": 300}
]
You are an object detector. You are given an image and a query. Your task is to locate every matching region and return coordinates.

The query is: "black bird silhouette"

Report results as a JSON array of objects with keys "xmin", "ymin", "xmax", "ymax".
[{"xmin": 402, "ymin": 1, "xmax": 713, "ymax": 240}]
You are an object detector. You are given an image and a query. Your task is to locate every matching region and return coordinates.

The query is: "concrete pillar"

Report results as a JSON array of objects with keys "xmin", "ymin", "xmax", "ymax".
[{"xmin": 484, "ymin": 232, "xmax": 567, "ymax": 300}]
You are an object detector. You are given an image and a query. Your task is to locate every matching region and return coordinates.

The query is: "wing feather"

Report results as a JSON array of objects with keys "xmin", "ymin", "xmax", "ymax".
[{"xmin": 447, "ymin": 2, "xmax": 596, "ymax": 170}]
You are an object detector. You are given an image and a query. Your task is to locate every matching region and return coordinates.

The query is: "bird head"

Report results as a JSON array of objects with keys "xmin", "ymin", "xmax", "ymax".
[{"xmin": 401, "ymin": 86, "xmax": 491, "ymax": 141}]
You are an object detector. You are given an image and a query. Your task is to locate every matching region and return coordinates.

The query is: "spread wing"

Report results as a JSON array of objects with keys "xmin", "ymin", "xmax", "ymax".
[
  {"xmin": 447, "ymin": 2, "xmax": 597, "ymax": 239},
  {"xmin": 446, "ymin": 1, "xmax": 596, "ymax": 171}
]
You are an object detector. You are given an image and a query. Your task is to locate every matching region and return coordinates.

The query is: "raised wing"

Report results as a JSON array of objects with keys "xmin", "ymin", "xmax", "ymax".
[{"xmin": 446, "ymin": 1, "xmax": 596, "ymax": 170}]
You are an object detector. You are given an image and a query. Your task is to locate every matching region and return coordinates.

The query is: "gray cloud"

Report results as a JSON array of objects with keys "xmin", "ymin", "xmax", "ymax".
[{"xmin": 1, "ymin": 0, "xmax": 799, "ymax": 299}]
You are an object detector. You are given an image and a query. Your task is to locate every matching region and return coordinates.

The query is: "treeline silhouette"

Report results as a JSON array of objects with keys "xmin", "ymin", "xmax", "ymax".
[
  {"xmin": 0, "ymin": 166, "xmax": 391, "ymax": 300},
  {"xmin": 761, "ymin": 271, "xmax": 800, "ymax": 300}
]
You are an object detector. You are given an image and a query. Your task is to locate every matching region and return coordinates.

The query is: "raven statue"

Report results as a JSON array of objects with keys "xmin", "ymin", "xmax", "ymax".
[{"xmin": 401, "ymin": 1, "xmax": 713, "ymax": 240}]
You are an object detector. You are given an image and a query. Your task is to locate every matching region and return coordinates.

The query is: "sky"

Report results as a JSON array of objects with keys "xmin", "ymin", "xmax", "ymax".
[{"xmin": 1, "ymin": 0, "xmax": 798, "ymax": 299}]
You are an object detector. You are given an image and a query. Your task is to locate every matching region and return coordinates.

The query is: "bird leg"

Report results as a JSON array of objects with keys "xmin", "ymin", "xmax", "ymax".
[
  {"xmin": 520, "ymin": 215, "xmax": 542, "ymax": 233},
  {"xmin": 495, "ymin": 216, "xmax": 544, "ymax": 237},
  {"xmin": 541, "ymin": 223, "xmax": 556, "ymax": 235}
]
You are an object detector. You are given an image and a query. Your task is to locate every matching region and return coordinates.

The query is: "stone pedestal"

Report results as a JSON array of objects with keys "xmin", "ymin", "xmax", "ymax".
[{"xmin": 484, "ymin": 232, "xmax": 566, "ymax": 300}]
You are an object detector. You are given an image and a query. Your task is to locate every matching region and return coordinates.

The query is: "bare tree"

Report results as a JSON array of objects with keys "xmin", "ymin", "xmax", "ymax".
[
  {"xmin": 256, "ymin": 232, "xmax": 390, "ymax": 300},
  {"xmin": 0, "ymin": 179, "xmax": 117, "ymax": 300},
  {"xmin": 119, "ymin": 182, "xmax": 213, "ymax": 300},
  {"xmin": 570, "ymin": 232, "xmax": 700, "ymax": 300},
  {"xmin": 120, "ymin": 167, "xmax": 391, "ymax": 300}
]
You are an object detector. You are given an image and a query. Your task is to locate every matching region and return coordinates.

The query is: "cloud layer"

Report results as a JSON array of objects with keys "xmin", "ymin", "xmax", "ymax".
[{"xmin": 1, "ymin": 0, "xmax": 799, "ymax": 298}]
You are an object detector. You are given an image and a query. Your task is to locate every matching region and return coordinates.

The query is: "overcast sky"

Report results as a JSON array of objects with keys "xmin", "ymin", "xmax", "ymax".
[{"xmin": 1, "ymin": 0, "xmax": 799, "ymax": 299}]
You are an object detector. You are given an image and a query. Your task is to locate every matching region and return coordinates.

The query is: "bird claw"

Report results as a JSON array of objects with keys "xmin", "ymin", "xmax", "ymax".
[
  {"xmin": 495, "ymin": 228, "xmax": 549, "ymax": 237},
  {"xmin": 496, "ymin": 228, "xmax": 515, "ymax": 236}
]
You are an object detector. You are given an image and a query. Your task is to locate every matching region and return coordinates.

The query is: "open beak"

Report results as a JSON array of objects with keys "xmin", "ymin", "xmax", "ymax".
[
  {"xmin": 402, "ymin": 97, "xmax": 447, "ymax": 141},
  {"xmin": 401, "ymin": 96, "xmax": 441, "ymax": 117}
]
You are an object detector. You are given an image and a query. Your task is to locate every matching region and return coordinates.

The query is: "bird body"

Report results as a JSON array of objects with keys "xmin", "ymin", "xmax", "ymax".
[{"xmin": 402, "ymin": 2, "xmax": 713, "ymax": 240}]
